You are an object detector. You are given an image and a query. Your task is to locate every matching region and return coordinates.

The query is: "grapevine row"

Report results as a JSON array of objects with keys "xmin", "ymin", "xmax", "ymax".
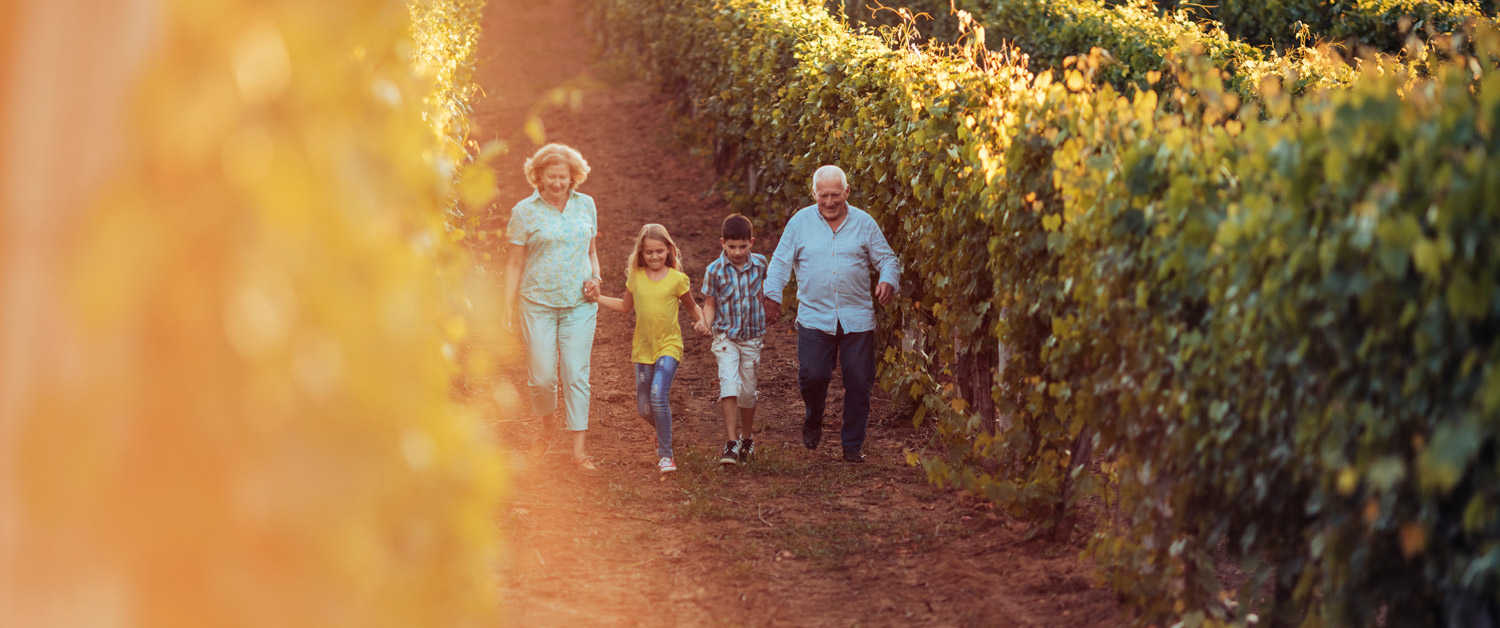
[{"xmin": 590, "ymin": 0, "xmax": 1500, "ymax": 624}]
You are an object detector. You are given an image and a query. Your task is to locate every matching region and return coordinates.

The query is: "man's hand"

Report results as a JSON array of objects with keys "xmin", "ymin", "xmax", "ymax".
[
  {"xmin": 762, "ymin": 296, "xmax": 781, "ymax": 325},
  {"xmin": 875, "ymin": 282, "xmax": 895, "ymax": 306}
]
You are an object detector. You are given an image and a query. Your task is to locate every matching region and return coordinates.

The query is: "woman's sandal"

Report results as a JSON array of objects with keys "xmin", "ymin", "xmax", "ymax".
[{"xmin": 572, "ymin": 455, "xmax": 599, "ymax": 472}]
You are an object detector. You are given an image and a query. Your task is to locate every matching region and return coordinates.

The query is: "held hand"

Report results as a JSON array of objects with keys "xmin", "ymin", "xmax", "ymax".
[
  {"xmin": 582, "ymin": 278, "xmax": 601, "ymax": 302},
  {"xmin": 875, "ymin": 282, "xmax": 895, "ymax": 306},
  {"xmin": 693, "ymin": 319, "xmax": 711, "ymax": 337},
  {"xmin": 762, "ymin": 296, "xmax": 781, "ymax": 325}
]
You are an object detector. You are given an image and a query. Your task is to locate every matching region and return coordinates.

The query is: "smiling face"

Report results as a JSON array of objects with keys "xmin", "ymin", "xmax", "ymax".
[
  {"xmin": 813, "ymin": 177, "xmax": 848, "ymax": 224},
  {"xmin": 540, "ymin": 162, "xmax": 572, "ymax": 197},
  {"xmin": 641, "ymin": 237, "xmax": 670, "ymax": 271},
  {"xmin": 721, "ymin": 238, "xmax": 753, "ymax": 266}
]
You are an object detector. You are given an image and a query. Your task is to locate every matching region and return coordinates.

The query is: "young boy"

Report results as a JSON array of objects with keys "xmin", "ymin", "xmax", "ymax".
[{"xmin": 701, "ymin": 214, "xmax": 768, "ymax": 465}]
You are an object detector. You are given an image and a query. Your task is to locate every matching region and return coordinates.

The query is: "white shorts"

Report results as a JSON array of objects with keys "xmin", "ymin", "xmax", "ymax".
[{"xmin": 711, "ymin": 333, "xmax": 763, "ymax": 408}]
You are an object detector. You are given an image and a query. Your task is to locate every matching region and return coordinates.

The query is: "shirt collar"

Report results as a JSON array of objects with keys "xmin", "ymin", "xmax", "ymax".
[
  {"xmin": 717, "ymin": 251, "xmax": 764, "ymax": 271},
  {"xmin": 528, "ymin": 189, "xmax": 578, "ymax": 210}
]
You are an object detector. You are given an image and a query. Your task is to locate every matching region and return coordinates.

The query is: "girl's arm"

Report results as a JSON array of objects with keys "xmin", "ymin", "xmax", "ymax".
[
  {"xmin": 681, "ymin": 291, "xmax": 709, "ymax": 337},
  {"xmin": 597, "ymin": 290, "xmax": 633, "ymax": 313}
]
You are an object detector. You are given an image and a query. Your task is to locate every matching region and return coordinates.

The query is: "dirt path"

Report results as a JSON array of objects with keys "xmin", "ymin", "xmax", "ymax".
[{"xmin": 467, "ymin": 0, "xmax": 1125, "ymax": 625}]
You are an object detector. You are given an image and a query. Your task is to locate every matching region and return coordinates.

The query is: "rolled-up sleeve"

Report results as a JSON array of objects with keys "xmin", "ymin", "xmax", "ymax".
[
  {"xmin": 866, "ymin": 221, "xmax": 900, "ymax": 293},
  {"xmin": 763, "ymin": 224, "xmax": 797, "ymax": 304}
]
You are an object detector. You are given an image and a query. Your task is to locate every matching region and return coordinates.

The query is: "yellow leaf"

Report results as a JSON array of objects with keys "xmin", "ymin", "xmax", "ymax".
[
  {"xmin": 1399, "ymin": 523, "xmax": 1426, "ymax": 558},
  {"xmin": 1337, "ymin": 467, "xmax": 1358, "ymax": 496},
  {"xmin": 1066, "ymin": 71, "xmax": 1085, "ymax": 92},
  {"xmin": 459, "ymin": 162, "xmax": 497, "ymax": 208},
  {"xmin": 523, "ymin": 116, "xmax": 546, "ymax": 145}
]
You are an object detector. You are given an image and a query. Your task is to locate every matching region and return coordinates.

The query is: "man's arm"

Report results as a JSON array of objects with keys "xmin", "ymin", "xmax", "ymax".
[
  {"xmin": 763, "ymin": 219, "xmax": 797, "ymax": 323},
  {"xmin": 867, "ymin": 218, "xmax": 900, "ymax": 306}
]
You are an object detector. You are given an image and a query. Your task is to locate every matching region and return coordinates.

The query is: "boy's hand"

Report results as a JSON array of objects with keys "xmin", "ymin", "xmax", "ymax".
[{"xmin": 762, "ymin": 297, "xmax": 781, "ymax": 325}]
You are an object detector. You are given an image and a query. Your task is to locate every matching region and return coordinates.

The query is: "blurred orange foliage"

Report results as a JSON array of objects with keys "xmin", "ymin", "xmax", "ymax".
[{"xmin": 1, "ymin": 1, "xmax": 505, "ymax": 626}]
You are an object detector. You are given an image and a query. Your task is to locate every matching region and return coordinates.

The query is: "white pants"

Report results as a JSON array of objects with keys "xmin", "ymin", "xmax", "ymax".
[{"xmin": 711, "ymin": 333, "xmax": 762, "ymax": 408}]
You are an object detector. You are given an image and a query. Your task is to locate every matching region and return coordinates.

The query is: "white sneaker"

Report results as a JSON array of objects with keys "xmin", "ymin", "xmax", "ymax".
[{"xmin": 657, "ymin": 456, "xmax": 677, "ymax": 473}]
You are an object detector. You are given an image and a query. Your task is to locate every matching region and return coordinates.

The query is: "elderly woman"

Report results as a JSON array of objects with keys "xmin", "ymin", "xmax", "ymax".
[{"xmin": 502, "ymin": 143, "xmax": 603, "ymax": 471}]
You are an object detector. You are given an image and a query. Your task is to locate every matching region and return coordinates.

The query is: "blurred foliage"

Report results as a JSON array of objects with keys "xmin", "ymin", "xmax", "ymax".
[
  {"xmin": 4, "ymin": 0, "xmax": 507, "ymax": 626},
  {"xmin": 591, "ymin": 0, "xmax": 1500, "ymax": 624}
]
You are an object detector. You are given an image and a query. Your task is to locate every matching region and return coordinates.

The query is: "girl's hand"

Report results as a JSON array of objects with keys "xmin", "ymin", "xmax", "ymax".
[{"xmin": 692, "ymin": 319, "xmax": 710, "ymax": 337}]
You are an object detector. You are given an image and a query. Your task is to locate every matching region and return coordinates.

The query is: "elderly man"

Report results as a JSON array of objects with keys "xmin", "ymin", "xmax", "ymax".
[{"xmin": 763, "ymin": 165, "xmax": 900, "ymax": 463}]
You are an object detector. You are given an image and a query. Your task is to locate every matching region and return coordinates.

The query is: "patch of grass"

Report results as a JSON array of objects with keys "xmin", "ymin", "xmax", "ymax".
[
  {"xmin": 736, "ymin": 442, "xmax": 803, "ymax": 477},
  {"xmin": 774, "ymin": 518, "xmax": 879, "ymax": 562}
]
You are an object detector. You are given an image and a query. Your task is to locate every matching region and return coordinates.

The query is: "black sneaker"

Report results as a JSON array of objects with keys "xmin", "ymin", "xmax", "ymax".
[
  {"xmin": 738, "ymin": 438, "xmax": 754, "ymax": 463},
  {"xmin": 802, "ymin": 420, "xmax": 822, "ymax": 450},
  {"xmin": 719, "ymin": 441, "xmax": 740, "ymax": 465},
  {"xmin": 842, "ymin": 449, "xmax": 865, "ymax": 463}
]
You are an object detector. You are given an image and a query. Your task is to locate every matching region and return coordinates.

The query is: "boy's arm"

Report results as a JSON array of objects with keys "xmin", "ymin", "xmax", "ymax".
[
  {"xmin": 597, "ymin": 291, "xmax": 633, "ymax": 313},
  {"xmin": 700, "ymin": 295, "xmax": 717, "ymax": 335},
  {"xmin": 681, "ymin": 291, "xmax": 710, "ymax": 337}
]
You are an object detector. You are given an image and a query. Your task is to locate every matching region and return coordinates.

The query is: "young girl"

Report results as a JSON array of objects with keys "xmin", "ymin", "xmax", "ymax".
[{"xmin": 596, "ymin": 224, "xmax": 709, "ymax": 474}]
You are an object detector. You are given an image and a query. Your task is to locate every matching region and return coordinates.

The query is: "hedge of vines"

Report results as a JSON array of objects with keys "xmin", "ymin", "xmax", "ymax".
[
  {"xmin": 835, "ymin": 0, "xmax": 1370, "ymax": 96},
  {"xmin": 1210, "ymin": 0, "xmax": 1487, "ymax": 53},
  {"xmin": 590, "ymin": 0, "xmax": 1500, "ymax": 624}
]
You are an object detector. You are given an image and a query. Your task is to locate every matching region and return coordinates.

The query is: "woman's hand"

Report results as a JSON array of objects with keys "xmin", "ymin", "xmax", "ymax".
[{"xmin": 582, "ymin": 277, "xmax": 601, "ymax": 302}]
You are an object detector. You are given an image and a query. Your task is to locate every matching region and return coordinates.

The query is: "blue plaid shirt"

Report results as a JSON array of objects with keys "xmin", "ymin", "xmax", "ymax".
[{"xmin": 701, "ymin": 252, "xmax": 768, "ymax": 341}]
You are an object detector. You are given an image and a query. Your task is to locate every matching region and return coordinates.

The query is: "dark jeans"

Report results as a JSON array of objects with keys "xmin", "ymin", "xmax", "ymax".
[
  {"xmin": 797, "ymin": 322, "xmax": 875, "ymax": 453},
  {"xmin": 634, "ymin": 356, "xmax": 679, "ymax": 458}
]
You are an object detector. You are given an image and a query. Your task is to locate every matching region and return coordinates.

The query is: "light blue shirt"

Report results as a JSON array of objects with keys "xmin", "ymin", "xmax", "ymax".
[{"xmin": 763, "ymin": 204, "xmax": 900, "ymax": 335}]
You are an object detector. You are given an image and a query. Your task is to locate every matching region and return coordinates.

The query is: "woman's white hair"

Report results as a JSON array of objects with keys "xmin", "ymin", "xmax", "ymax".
[{"xmin": 810, "ymin": 164, "xmax": 849, "ymax": 193}]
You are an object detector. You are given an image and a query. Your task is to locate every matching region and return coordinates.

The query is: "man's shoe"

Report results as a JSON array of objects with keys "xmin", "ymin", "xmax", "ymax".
[
  {"xmin": 738, "ymin": 438, "xmax": 754, "ymax": 464},
  {"xmin": 802, "ymin": 421, "xmax": 822, "ymax": 450},
  {"xmin": 842, "ymin": 449, "xmax": 865, "ymax": 463},
  {"xmin": 719, "ymin": 441, "xmax": 740, "ymax": 466}
]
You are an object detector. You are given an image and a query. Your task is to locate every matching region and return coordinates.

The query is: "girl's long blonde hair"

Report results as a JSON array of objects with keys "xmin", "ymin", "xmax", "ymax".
[{"xmin": 625, "ymin": 223, "xmax": 686, "ymax": 277}]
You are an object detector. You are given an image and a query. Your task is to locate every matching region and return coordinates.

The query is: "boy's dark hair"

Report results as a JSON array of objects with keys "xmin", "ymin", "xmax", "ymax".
[{"xmin": 721, "ymin": 213, "xmax": 753, "ymax": 241}]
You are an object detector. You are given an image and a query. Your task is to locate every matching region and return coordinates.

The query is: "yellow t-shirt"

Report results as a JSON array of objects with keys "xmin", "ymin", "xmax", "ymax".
[{"xmin": 626, "ymin": 267, "xmax": 691, "ymax": 364}]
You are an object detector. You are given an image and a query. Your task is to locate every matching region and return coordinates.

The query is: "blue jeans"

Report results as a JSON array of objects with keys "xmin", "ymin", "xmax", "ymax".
[
  {"xmin": 519, "ymin": 299, "xmax": 597, "ymax": 432},
  {"xmin": 797, "ymin": 322, "xmax": 875, "ymax": 453},
  {"xmin": 635, "ymin": 356, "xmax": 679, "ymax": 458}
]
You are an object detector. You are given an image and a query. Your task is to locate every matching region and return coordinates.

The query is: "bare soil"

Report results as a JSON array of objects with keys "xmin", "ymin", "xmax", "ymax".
[{"xmin": 466, "ymin": 0, "xmax": 1127, "ymax": 625}]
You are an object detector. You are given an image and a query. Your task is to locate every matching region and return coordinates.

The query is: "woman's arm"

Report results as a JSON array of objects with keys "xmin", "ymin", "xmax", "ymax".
[
  {"xmin": 597, "ymin": 290, "xmax": 633, "ymax": 313},
  {"xmin": 502, "ymin": 245, "xmax": 526, "ymax": 330},
  {"xmin": 583, "ymin": 236, "xmax": 602, "ymax": 301}
]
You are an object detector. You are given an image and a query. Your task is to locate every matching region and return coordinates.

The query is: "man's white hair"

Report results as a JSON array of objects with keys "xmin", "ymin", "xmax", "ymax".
[{"xmin": 811, "ymin": 165, "xmax": 849, "ymax": 193}]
